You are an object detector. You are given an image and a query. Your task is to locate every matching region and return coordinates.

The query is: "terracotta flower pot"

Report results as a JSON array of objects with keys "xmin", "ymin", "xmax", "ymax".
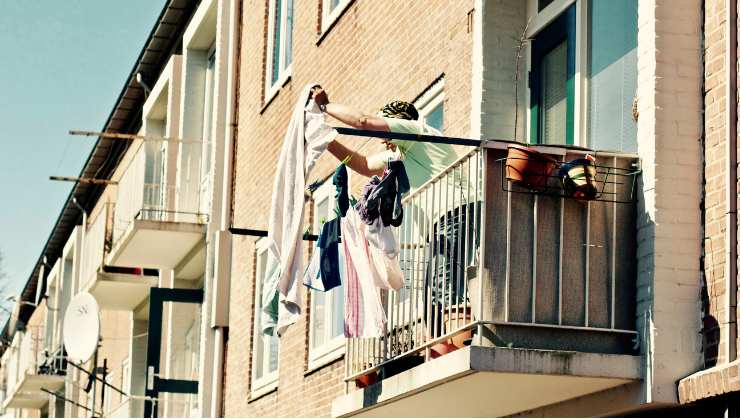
[
  {"xmin": 505, "ymin": 145, "xmax": 558, "ymax": 190},
  {"xmin": 443, "ymin": 306, "xmax": 473, "ymax": 348},
  {"xmin": 430, "ymin": 342, "xmax": 458, "ymax": 359},
  {"xmin": 354, "ymin": 371, "xmax": 379, "ymax": 389}
]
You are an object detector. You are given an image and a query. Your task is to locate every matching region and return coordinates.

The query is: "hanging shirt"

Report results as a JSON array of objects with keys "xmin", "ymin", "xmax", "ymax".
[
  {"xmin": 341, "ymin": 209, "xmax": 387, "ymax": 338},
  {"xmin": 261, "ymin": 84, "xmax": 336, "ymax": 336}
]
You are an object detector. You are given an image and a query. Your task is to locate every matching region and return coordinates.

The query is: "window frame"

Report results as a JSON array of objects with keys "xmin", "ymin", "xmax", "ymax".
[
  {"xmin": 250, "ymin": 238, "xmax": 280, "ymax": 395},
  {"xmin": 526, "ymin": 0, "xmax": 589, "ymax": 147},
  {"xmin": 199, "ymin": 44, "xmax": 217, "ymax": 216},
  {"xmin": 307, "ymin": 180, "xmax": 347, "ymax": 371},
  {"xmin": 415, "ymin": 80, "xmax": 445, "ymax": 132},
  {"xmin": 529, "ymin": 4, "xmax": 576, "ymax": 146},
  {"xmin": 320, "ymin": 0, "xmax": 353, "ymax": 34},
  {"xmin": 265, "ymin": 0, "xmax": 294, "ymax": 102}
]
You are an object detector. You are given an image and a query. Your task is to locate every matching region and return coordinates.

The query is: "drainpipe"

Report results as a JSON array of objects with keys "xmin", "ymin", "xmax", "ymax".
[
  {"xmin": 725, "ymin": 0, "xmax": 737, "ymax": 365},
  {"xmin": 72, "ymin": 197, "xmax": 87, "ymax": 294},
  {"xmin": 210, "ymin": 0, "xmax": 242, "ymax": 416}
]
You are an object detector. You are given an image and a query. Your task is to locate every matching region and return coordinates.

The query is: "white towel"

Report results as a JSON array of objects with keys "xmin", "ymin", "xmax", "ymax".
[{"xmin": 262, "ymin": 84, "xmax": 337, "ymax": 336}]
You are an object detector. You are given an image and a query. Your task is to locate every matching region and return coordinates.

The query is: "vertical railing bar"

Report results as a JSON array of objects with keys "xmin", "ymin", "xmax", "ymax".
[
  {"xmin": 611, "ymin": 156, "xmax": 617, "ymax": 330},
  {"xmin": 433, "ymin": 174, "xmax": 441, "ymax": 341},
  {"xmin": 463, "ymin": 157, "xmax": 471, "ymax": 327},
  {"xmin": 505, "ymin": 176, "xmax": 512, "ymax": 322},
  {"xmin": 452, "ymin": 163, "xmax": 460, "ymax": 329},
  {"xmin": 423, "ymin": 186, "xmax": 431, "ymax": 361},
  {"xmin": 444, "ymin": 170, "xmax": 452, "ymax": 339},
  {"xmin": 585, "ymin": 201, "xmax": 591, "ymax": 327},
  {"xmin": 558, "ymin": 183, "xmax": 565, "ymax": 326},
  {"xmin": 532, "ymin": 195, "xmax": 538, "ymax": 324}
]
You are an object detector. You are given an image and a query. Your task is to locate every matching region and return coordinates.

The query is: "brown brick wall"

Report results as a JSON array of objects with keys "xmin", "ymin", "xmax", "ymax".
[
  {"xmin": 701, "ymin": 0, "xmax": 739, "ymax": 369},
  {"xmin": 224, "ymin": 0, "xmax": 475, "ymax": 416}
]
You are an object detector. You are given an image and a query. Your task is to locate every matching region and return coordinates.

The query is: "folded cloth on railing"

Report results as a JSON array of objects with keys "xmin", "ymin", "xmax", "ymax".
[
  {"xmin": 356, "ymin": 160, "xmax": 410, "ymax": 227},
  {"xmin": 262, "ymin": 84, "xmax": 337, "ymax": 336},
  {"xmin": 342, "ymin": 209, "xmax": 387, "ymax": 338}
]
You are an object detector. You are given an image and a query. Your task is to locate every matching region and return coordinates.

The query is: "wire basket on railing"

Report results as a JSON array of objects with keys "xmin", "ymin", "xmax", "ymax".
[{"xmin": 499, "ymin": 147, "xmax": 641, "ymax": 203}]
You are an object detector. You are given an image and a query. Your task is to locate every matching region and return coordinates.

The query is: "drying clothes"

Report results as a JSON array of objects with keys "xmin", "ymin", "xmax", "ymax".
[
  {"xmin": 365, "ymin": 217, "xmax": 404, "ymax": 291},
  {"xmin": 356, "ymin": 175, "xmax": 382, "ymax": 225},
  {"xmin": 317, "ymin": 218, "xmax": 342, "ymax": 292},
  {"xmin": 302, "ymin": 249, "xmax": 322, "ymax": 291},
  {"xmin": 341, "ymin": 209, "xmax": 387, "ymax": 338},
  {"xmin": 355, "ymin": 161, "xmax": 410, "ymax": 227},
  {"xmin": 262, "ymin": 84, "xmax": 337, "ymax": 336},
  {"xmin": 333, "ymin": 164, "xmax": 350, "ymax": 217}
]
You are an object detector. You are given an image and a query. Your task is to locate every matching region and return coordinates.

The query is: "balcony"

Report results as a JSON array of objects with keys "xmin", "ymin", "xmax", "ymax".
[
  {"xmin": 80, "ymin": 202, "xmax": 158, "ymax": 310},
  {"xmin": 332, "ymin": 144, "xmax": 641, "ymax": 417},
  {"xmin": 106, "ymin": 143, "xmax": 207, "ymax": 270},
  {"xmin": 2, "ymin": 327, "xmax": 65, "ymax": 410}
]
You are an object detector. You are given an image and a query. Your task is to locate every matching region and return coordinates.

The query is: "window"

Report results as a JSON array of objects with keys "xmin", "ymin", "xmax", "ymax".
[
  {"xmin": 321, "ymin": 0, "xmax": 352, "ymax": 33},
  {"xmin": 527, "ymin": 0, "xmax": 637, "ymax": 151},
  {"xmin": 416, "ymin": 81, "xmax": 445, "ymax": 133},
  {"xmin": 121, "ymin": 358, "xmax": 131, "ymax": 396},
  {"xmin": 586, "ymin": 0, "xmax": 637, "ymax": 152},
  {"xmin": 308, "ymin": 181, "xmax": 346, "ymax": 369},
  {"xmin": 266, "ymin": 0, "xmax": 294, "ymax": 96},
  {"xmin": 251, "ymin": 240, "xmax": 279, "ymax": 393},
  {"xmin": 529, "ymin": 4, "xmax": 575, "ymax": 145}
]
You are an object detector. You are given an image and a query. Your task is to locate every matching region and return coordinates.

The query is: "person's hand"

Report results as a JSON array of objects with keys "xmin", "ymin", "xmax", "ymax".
[
  {"xmin": 311, "ymin": 85, "xmax": 329, "ymax": 106},
  {"xmin": 381, "ymin": 140, "xmax": 397, "ymax": 152}
]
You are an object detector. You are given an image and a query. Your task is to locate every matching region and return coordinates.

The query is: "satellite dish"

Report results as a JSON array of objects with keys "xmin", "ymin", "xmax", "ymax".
[{"xmin": 63, "ymin": 292, "xmax": 100, "ymax": 364}]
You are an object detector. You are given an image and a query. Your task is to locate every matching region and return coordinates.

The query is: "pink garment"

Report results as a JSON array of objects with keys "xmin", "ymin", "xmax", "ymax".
[{"xmin": 341, "ymin": 210, "xmax": 386, "ymax": 338}]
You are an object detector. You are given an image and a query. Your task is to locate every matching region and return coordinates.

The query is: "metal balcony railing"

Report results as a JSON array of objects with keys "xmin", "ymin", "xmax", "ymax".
[
  {"xmin": 112, "ymin": 144, "xmax": 208, "ymax": 247},
  {"xmin": 344, "ymin": 146, "xmax": 639, "ymax": 383}
]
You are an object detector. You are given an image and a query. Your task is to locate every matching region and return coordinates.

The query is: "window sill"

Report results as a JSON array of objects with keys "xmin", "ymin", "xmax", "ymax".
[
  {"xmin": 316, "ymin": 0, "xmax": 357, "ymax": 46},
  {"xmin": 249, "ymin": 378, "xmax": 278, "ymax": 402},
  {"xmin": 305, "ymin": 343, "xmax": 345, "ymax": 376},
  {"xmin": 261, "ymin": 72, "xmax": 292, "ymax": 114}
]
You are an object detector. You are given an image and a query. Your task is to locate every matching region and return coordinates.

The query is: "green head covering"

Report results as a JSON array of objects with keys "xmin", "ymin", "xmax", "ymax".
[{"xmin": 379, "ymin": 100, "xmax": 419, "ymax": 120}]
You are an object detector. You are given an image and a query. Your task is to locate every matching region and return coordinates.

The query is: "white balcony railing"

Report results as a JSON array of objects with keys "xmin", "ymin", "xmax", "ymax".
[
  {"xmin": 4, "ymin": 326, "xmax": 51, "ymax": 395},
  {"xmin": 80, "ymin": 203, "xmax": 112, "ymax": 289},
  {"xmin": 345, "ymin": 148, "xmax": 484, "ymax": 381},
  {"xmin": 111, "ymin": 143, "xmax": 208, "ymax": 247}
]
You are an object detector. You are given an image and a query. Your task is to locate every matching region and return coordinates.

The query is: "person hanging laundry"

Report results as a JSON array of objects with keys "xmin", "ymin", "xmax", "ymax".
[
  {"xmin": 261, "ymin": 84, "xmax": 336, "ymax": 336},
  {"xmin": 311, "ymin": 86, "xmax": 481, "ymax": 339}
]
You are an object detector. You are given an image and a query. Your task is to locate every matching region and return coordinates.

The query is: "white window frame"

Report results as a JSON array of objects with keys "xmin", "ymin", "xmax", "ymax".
[
  {"xmin": 415, "ymin": 80, "xmax": 445, "ymax": 131},
  {"xmin": 251, "ymin": 238, "xmax": 279, "ymax": 395},
  {"xmin": 265, "ymin": 0, "xmax": 294, "ymax": 102},
  {"xmin": 321, "ymin": 0, "xmax": 353, "ymax": 33},
  {"xmin": 525, "ymin": 0, "xmax": 588, "ymax": 147},
  {"xmin": 307, "ymin": 181, "xmax": 347, "ymax": 370}
]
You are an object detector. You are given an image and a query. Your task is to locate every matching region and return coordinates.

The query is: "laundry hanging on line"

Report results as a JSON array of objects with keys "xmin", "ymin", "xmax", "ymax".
[{"xmin": 261, "ymin": 83, "xmax": 338, "ymax": 337}]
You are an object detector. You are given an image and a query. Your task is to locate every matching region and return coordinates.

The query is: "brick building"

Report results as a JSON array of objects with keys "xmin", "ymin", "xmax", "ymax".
[{"xmin": 1, "ymin": 0, "xmax": 740, "ymax": 417}]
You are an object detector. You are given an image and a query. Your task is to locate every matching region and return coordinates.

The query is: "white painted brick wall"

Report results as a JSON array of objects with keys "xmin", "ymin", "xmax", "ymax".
[{"xmin": 635, "ymin": 0, "xmax": 703, "ymax": 404}]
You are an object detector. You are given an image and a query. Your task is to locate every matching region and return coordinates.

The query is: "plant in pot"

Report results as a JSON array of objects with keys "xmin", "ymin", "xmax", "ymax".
[{"xmin": 559, "ymin": 154, "xmax": 598, "ymax": 200}]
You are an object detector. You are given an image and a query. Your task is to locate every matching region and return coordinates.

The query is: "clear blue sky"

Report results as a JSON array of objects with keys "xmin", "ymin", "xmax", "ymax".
[{"xmin": 0, "ymin": 1, "xmax": 167, "ymax": 303}]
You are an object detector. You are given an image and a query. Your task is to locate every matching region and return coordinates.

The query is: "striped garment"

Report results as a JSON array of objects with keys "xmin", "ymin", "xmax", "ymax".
[{"xmin": 341, "ymin": 209, "xmax": 387, "ymax": 338}]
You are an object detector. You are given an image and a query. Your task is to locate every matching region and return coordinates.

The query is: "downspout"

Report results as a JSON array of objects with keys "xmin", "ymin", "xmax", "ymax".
[
  {"xmin": 211, "ymin": 0, "xmax": 242, "ymax": 416},
  {"xmin": 725, "ymin": 0, "xmax": 737, "ymax": 365}
]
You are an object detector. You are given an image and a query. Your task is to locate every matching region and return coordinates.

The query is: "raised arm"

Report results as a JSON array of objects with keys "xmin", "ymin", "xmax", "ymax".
[{"xmin": 311, "ymin": 86, "xmax": 389, "ymax": 177}]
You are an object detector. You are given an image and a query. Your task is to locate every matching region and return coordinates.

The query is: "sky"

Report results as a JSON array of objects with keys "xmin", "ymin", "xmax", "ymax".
[{"xmin": 0, "ymin": 1, "xmax": 168, "ymax": 307}]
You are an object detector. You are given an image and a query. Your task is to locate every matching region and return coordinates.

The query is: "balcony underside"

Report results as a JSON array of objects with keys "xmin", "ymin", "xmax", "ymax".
[
  {"xmin": 3, "ymin": 374, "xmax": 64, "ymax": 409},
  {"xmin": 85, "ymin": 271, "xmax": 158, "ymax": 310},
  {"xmin": 107, "ymin": 219, "xmax": 205, "ymax": 268},
  {"xmin": 332, "ymin": 346, "xmax": 640, "ymax": 418}
]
